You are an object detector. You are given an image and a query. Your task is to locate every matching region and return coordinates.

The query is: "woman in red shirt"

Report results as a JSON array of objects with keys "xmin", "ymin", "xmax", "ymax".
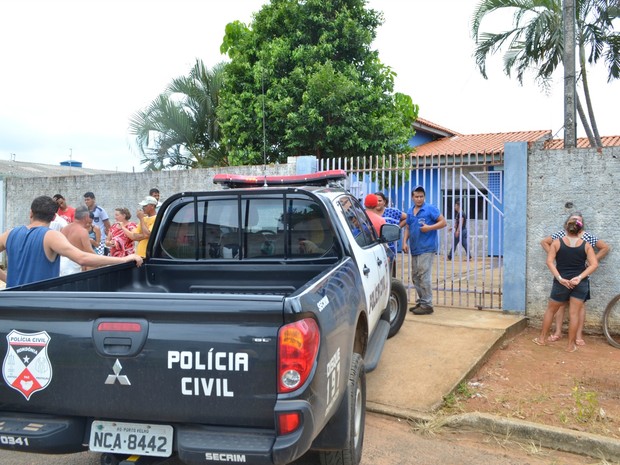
[{"xmin": 105, "ymin": 208, "xmax": 137, "ymax": 257}]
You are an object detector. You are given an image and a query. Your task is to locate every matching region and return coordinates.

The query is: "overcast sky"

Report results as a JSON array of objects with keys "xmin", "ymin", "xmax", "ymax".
[{"xmin": 1, "ymin": 0, "xmax": 617, "ymax": 173}]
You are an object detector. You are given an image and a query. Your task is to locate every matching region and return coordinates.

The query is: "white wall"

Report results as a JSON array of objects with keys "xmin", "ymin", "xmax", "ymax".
[{"xmin": 526, "ymin": 146, "xmax": 619, "ymax": 332}]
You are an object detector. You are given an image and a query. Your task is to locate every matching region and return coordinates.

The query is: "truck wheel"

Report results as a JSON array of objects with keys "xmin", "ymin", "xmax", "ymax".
[
  {"xmin": 319, "ymin": 353, "xmax": 365, "ymax": 465},
  {"xmin": 386, "ymin": 279, "xmax": 407, "ymax": 338}
]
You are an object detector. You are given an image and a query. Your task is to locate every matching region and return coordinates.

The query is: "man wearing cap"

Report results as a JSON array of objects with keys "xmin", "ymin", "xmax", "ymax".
[
  {"xmin": 363, "ymin": 194, "xmax": 386, "ymax": 236},
  {"xmin": 403, "ymin": 186, "xmax": 447, "ymax": 315},
  {"xmin": 120, "ymin": 196, "xmax": 158, "ymax": 258}
]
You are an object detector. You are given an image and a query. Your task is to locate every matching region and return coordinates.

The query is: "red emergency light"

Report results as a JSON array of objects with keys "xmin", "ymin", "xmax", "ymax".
[{"xmin": 213, "ymin": 170, "xmax": 347, "ymax": 188}]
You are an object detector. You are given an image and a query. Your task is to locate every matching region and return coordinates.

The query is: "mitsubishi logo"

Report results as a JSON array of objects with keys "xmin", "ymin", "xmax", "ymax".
[{"xmin": 105, "ymin": 359, "xmax": 131, "ymax": 385}]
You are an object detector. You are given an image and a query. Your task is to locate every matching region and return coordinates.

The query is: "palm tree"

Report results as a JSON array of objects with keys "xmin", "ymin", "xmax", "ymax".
[
  {"xmin": 129, "ymin": 60, "xmax": 228, "ymax": 170},
  {"xmin": 471, "ymin": 0, "xmax": 620, "ymax": 148}
]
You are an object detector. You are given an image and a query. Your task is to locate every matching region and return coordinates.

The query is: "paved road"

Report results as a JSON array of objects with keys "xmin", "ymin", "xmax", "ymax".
[{"xmin": 0, "ymin": 412, "xmax": 587, "ymax": 465}]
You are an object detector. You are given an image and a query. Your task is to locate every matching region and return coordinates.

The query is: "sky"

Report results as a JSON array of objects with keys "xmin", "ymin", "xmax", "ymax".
[{"xmin": 0, "ymin": 0, "xmax": 618, "ymax": 173}]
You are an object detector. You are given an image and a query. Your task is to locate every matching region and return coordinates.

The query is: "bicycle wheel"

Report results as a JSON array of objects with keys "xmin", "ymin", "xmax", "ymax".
[{"xmin": 603, "ymin": 294, "xmax": 620, "ymax": 349}]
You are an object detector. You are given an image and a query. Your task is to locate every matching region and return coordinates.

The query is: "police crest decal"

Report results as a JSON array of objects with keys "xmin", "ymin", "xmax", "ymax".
[{"xmin": 3, "ymin": 330, "xmax": 53, "ymax": 400}]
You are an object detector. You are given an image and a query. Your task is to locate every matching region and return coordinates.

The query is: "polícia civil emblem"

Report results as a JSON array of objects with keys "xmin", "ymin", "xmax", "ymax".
[{"xmin": 3, "ymin": 330, "xmax": 52, "ymax": 400}]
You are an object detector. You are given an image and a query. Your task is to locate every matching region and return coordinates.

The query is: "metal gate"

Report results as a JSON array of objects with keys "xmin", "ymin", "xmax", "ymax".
[{"xmin": 319, "ymin": 153, "xmax": 504, "ymax": 311}]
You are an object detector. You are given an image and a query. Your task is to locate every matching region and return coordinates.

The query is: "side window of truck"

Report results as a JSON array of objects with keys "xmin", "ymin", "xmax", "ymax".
[{"xmin": 337, "ymin": 196, "xmax": 376, "ymax": 248}]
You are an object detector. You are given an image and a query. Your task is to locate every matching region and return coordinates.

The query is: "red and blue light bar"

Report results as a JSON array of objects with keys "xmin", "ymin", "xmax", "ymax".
[{"xmin": 213, "ymin": 170, "xmax": 347, "ymax": 188}]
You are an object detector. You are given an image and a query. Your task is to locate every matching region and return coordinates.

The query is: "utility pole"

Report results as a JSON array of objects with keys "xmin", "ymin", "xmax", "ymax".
[{"xmin": 563, "ymin": 0, "xmax": 576, "ymax": 148}]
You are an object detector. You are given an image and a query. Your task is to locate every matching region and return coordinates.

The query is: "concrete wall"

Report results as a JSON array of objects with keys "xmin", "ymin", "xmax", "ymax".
[
  {"xmin": 4, "ymin": 161, "xmax": 297, "ymax": 229},
  {"xmin": 526, "ymin": 146, "xmax": 619, "ymax": 332}
]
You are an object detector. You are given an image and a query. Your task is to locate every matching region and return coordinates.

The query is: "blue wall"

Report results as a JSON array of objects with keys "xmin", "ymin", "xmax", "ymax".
[
  {"xmin": 409, "ymin": 132, "xmax": 435, "ymax": 148},
  {"xmin": 502, "ymin": 142, "xmax": 528, "ymax": 313}
]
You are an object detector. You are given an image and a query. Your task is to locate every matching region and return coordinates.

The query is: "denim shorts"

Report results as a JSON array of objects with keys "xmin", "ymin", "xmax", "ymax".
[{"xmin": 550, "ymin": 278, "xmax": 589, "ymax": 302}]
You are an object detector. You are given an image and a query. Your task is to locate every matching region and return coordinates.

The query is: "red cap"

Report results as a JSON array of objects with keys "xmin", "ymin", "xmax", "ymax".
[{"xmin": 364, "ymin": 194, "xmax": 378, "ymax": 208}]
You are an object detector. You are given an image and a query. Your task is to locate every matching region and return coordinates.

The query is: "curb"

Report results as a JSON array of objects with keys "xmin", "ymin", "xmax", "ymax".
[
  {"xmin": 447, "ymin": 412, "xmax": 620, "ymax": 462},
  {"xmin": 367, "ymin": 403, "xmax": 620, "ymax": 462}
]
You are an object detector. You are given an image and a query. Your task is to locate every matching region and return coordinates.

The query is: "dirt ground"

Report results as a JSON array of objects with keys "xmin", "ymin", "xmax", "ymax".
[{"xmin": 441, "ymin": 325, "xmax": 620, "ymax": 439}]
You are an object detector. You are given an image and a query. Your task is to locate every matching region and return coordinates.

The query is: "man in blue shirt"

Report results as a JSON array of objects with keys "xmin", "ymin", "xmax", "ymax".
[{"xmin": 402, "ymin": 186, "xmax": 447, "ymax": 314}]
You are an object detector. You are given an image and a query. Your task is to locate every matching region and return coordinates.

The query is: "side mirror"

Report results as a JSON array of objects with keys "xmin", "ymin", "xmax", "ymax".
[{"xmin": 379, "ymin": 223, "xmax": 400, "ymax": 243}]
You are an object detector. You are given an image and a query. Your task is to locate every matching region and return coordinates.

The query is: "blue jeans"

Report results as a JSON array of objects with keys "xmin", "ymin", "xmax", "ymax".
[
  {"xmin": 448, "ymin": 229, "xmax": 469, "ymax": 258},
  {"xmin": 411, "ymin": 252, "xmax": 434, "ymax": 307}
]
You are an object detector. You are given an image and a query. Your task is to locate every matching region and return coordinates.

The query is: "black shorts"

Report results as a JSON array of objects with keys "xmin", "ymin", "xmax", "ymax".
[{"xmin": 550, "ymin": 279, "xmax": 589, "ymax": 302}]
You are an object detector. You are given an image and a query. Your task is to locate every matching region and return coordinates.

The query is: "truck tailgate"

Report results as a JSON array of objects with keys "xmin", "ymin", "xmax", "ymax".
[{"xmin": 0, "ymin": 292, "xmax": 283, "ymax": 429}]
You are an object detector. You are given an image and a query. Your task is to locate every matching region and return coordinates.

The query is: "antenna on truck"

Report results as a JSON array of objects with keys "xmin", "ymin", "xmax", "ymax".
[{"xmin": 261, "ymin": 68, "xmax": 268, "ymax": 187}]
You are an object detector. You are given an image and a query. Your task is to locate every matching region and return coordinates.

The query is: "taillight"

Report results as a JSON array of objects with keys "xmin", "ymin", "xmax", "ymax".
[
  {"xmin": 277, "ymin": 412, "xmax": 301, "ymax": 435},
  {"xmin": 97, "ymin": 322, "xmax": 142, "ymax": 332},
  {"xmin": 277, "ymin": 319, "xmax": 320, "ymax": 393}
]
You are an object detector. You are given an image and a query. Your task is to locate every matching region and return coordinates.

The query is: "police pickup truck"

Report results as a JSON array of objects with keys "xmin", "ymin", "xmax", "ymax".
[{"xmin": 0, "ymin": 170, "xmax": 407, "ymax": 465}]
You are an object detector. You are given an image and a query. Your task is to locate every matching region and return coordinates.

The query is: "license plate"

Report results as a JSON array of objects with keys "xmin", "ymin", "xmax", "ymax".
[{"xmin": 89, "ymin": 421, "xmax": 173, "ymax": 457}]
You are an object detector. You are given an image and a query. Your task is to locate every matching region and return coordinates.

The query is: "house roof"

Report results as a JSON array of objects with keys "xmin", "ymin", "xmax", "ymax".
[
  {"xmin": 412, "ymin": 130, "xmax": 553, "ymax": 156},
  {"xmin": 413, "ymin": 117, "xmax": 461, "ymax": 138},
  {"xmin": 545, "ymin": 135, "xmax": 620, "ymax": 149},
  {"xmin": 0, "ymin": 159, "xmax": 121, "ymax": 178}
]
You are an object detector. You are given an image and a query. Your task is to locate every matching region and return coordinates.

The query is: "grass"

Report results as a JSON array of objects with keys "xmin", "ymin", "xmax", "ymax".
[
  {"xmin": 572, "ymin": 384, "xmax": 600, "ymax": 422},
  {"xmin": 441, "ymin": 381, "xmax": 478, "ymax": 412},
  {"xmin": 407, "ymin": 416, "xmax": 448, "ymax": 436}
]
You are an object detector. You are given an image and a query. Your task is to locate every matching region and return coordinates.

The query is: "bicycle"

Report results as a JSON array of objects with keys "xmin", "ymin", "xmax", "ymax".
[{"xmin": 603, "ymin": 293, "xmax": 620, "ymax": 349}]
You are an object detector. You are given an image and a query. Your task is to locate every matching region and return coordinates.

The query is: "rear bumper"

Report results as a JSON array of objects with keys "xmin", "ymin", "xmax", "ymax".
[
  {"xmin": 0, "ymin": 412, "xmax": 86, "ymax": 454},
  {"xmin": 178, "ymin": 400, "xmax": 316, "ymax": 465},
  {"xmin": 0, "ymin": 400, "xmax": 316, "ymax": 465}
]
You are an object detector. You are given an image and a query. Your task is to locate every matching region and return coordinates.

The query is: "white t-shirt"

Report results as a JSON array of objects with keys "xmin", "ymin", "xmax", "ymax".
[
  {"xmin": 49, "ymin": 214, "xmax": 68, "ymax": 231},
  {"xmin": 59, "ymin": 256, "xmax": 81, "ymax": 276}
]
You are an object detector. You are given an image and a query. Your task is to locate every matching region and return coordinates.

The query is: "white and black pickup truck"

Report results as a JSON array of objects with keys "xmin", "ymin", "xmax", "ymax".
[{"xmin": 0, "ymin": 170, "xmax": 407, "ymax": 465}]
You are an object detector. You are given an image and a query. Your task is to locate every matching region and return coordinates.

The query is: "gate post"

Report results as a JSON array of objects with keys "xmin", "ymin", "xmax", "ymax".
[
  {"xmin": 295, "ymin": 156, "xmax": 318, "ymax": 174},
  {"xmin": 503, "ymin": 142, "xmax": 528, "ymax": 313}
]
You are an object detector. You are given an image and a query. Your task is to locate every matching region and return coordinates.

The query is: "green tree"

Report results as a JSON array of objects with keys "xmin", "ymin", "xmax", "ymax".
[
  {"xmin": 129, "ymin": 60, "xmax": 228, "ymax": 170},
  {"xmin": 219, "ymin": 0, "xmax": 418, "ymax": 165},
  {"xmin": 472, "ymin": 0, "xmax": 620, "ymax": 147}
]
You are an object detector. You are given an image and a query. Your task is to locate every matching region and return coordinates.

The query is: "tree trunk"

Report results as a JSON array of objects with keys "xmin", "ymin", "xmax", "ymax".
[
  {"xmin": 575, "ymin": 93, "xmax": 597, "ymax": 147},
  {"xmin": 578, "ymin": 42, "xmax": 603, "ymax": 147},
  {"xmin": 563, "ymin": 0, "xmax": 577, "ymax": 148}
]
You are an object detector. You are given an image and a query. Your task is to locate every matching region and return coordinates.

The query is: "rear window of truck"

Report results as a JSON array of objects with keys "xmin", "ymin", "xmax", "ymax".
[{"xmin": 155, "ymin": 195, "xmax": 339, "ymax": 260}]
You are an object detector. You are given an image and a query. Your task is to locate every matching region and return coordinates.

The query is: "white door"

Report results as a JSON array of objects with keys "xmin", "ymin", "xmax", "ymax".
[{"xmin": 335, "ymin": 195, "xmax": 389, "ymax": 332}]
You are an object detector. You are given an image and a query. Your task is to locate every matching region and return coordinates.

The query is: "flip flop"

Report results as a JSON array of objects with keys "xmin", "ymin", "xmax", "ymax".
[
  {"xmin": 548, "ymin": 335, "xmax": 561, "ymax": 342},
  {"xmin": 576, "ymin": 339, "xmax": 586, "ymax": 346},
  {"xmin": 565, "ymin": 345, "xmax": 578, "ymax": 353},
  {"xmin": 532, "ymin": 338, "xmax": 546, "ymax": 346}
]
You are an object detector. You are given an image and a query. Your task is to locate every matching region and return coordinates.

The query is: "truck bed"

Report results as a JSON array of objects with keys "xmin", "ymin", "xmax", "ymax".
[{"xmin": 6, "ymin": 260, "xmax": 337, "ymax": 296}]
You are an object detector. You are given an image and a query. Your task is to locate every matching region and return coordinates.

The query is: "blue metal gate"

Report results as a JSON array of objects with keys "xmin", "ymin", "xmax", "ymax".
[{"xmin": 319, "ymin": 153, "xmax": 504, "ymax": 310}]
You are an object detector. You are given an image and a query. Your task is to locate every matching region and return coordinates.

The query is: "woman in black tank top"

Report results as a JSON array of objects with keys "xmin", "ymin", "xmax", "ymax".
[{"xmin": 534, "ymin": 217, "xmax": 598, "ymax": 352}]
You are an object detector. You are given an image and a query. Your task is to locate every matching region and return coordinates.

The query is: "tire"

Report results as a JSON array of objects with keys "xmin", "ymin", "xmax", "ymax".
[
  {"xmin": 386, "ymin": 278, "xmax": 407, "ymax": 338},
  {"xmin": 603, "ymin": 294, "xmax": 620, "ymax": 349},
  {"xmin": 319, "ymin": 353, "xmax": 366, "ymax": 465}
]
